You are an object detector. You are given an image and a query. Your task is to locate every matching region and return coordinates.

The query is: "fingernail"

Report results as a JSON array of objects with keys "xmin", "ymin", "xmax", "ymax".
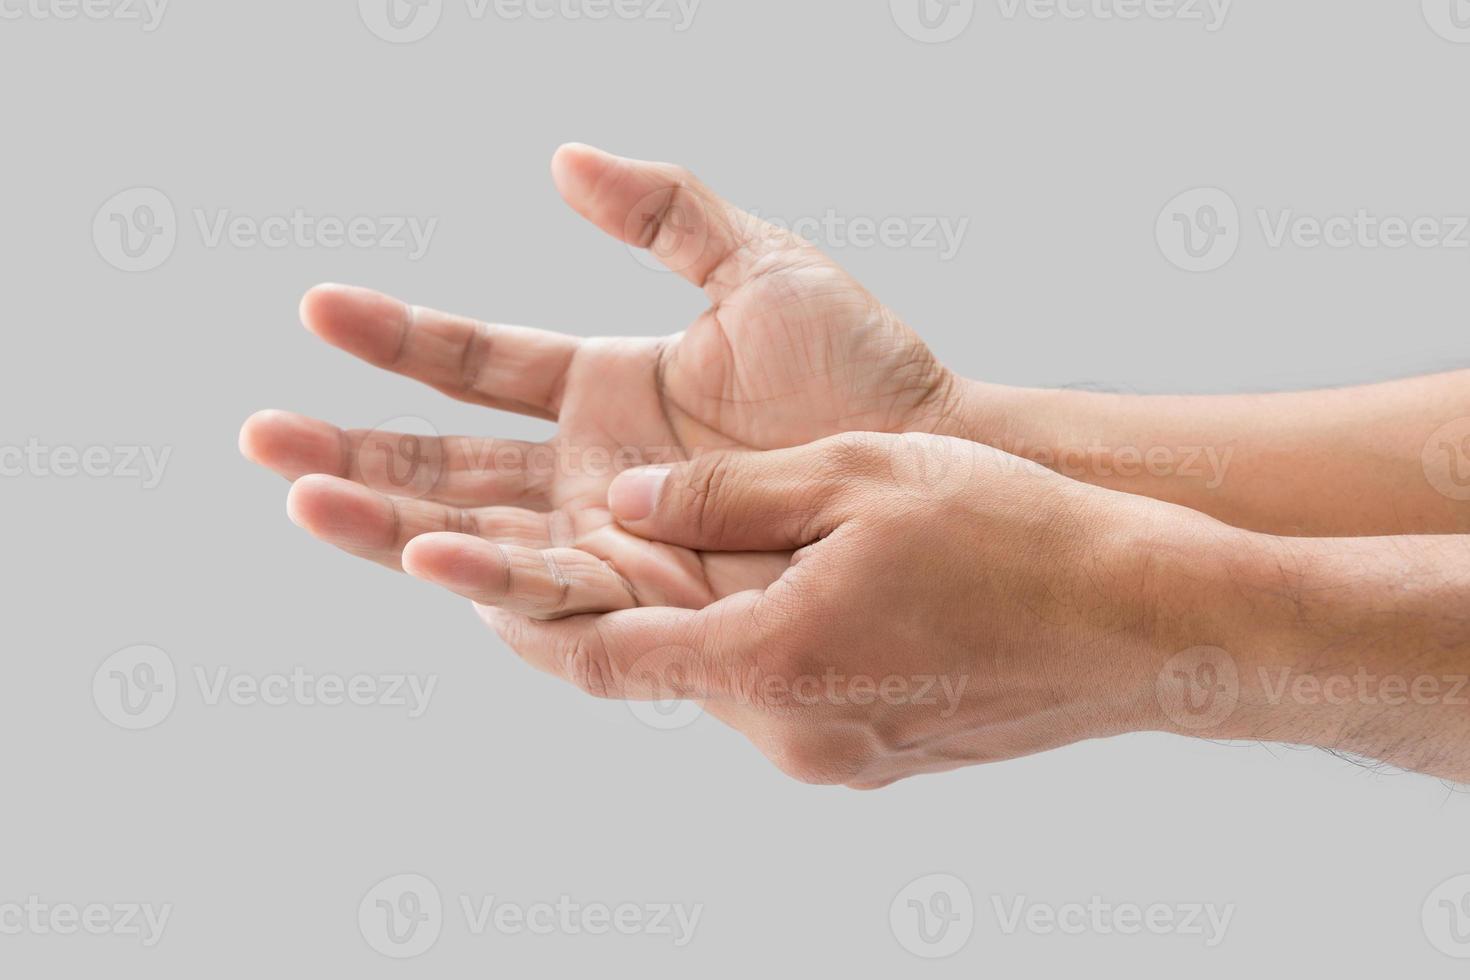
[{"xmin": 609, "ymin": 466, "xmax": 670, "ymax": 522}]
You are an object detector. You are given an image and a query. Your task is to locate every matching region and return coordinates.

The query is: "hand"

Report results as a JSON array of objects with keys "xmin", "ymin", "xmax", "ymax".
[
  {"xmin": 240, "ymin": 144, "xmax": 960, "ymax": 616},
  {"xmin": 469, "ymin": 432, "xmax": 1219, "ymax": 789}
]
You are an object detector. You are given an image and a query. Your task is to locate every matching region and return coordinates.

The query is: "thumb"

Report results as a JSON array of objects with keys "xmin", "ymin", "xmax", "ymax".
[
  {"xmin": 608, "ymin": 442, "xmax": 855, "ymax": 552},
  {"xmin": 550, "ymin": 143, "xmax": 805, "ymax": 303}
]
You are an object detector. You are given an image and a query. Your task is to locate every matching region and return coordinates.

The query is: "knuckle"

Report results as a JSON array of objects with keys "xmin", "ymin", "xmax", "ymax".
[
  {"xmin": 660, "ymin": 167, "xmax": 706, "ymax": 221},
  {"xmin": 562, "ymin": 634, "xmax": 615, "ymax": 700},
  {"xmin": 769, "ymin": 734, "xmax": 867, "ymax": 787},
  {"xmin": 682, "ymin": 453, "xmax": 737, "ymax": 539},
  {"xmin": 821, "ymin": 432, "xmax": 886, "ymax": 476},
  {"xmin": 783, "ymin": 635, "xmax": 836, "ymax": 681},
  {"xmin": 540, "ymin": 551, "xmax": 573, "ymax": 614}
]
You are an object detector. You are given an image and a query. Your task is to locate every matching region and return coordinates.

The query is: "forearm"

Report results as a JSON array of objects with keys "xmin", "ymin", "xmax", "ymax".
[
  {"xmin": 1153, "ymin": 522, "xmax": 1470, "ymax": 782},
  {"xmin": 936, "ymin": 369, "xmax": 1470, "ymax": 536}
]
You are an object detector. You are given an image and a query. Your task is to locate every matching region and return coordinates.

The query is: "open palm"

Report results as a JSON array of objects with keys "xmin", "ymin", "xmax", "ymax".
[{"xmin": 241, "ymin": 144, "xmax": 956, "ymax": 618}]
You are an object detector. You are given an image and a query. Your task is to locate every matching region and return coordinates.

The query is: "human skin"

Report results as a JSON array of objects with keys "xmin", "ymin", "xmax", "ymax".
[
  {"xmin": 240, "ymin": 143, "xmax": 961, "ymax": 614},
  {"xmin": 241, "ymin": 144, "xmax": 1470, "ymax": 619},
  {"xmin": 240, "ymin": 144, "xmax": 1470, "ymax": 784},
  {"xmin": 457, "ymin": 435, "xmax": 1470, "ymax": 788},
  {"xmin": 941, "ymin": 371, "xmax": 1470, "ymax": 537}
]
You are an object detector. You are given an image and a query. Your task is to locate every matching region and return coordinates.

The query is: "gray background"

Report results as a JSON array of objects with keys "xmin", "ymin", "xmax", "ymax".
[{"xmin": 4, "ymin": 0, "xmax": 1469, "ymax": 975}]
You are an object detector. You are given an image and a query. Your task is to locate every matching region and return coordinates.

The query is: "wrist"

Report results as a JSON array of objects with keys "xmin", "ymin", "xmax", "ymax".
[
  {"xmin": 1138, "ymin": 521, "xmax": 1294, "ymax": 741},
  {"xmin": 919, "ymin": 373, "xmax": 1023, "ymax": 446},
  {"xmin": 1147, "ymin": 525, "xmax": 1470, "ymax": 777},
  {"xmin": 922, "ymin": 374, "xmax": 1083, "ymax": 468},
  {"xmin": 1050, "ymin": 494, "xmax": 1320, "ymax": 741},
  {"xmin": 999, "ymin": 481, "xmax": 1244, "ymax": 743},
  {"xmin": 1067, "ymin": 494, "xmax": 1254, "ymax": 739}
]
